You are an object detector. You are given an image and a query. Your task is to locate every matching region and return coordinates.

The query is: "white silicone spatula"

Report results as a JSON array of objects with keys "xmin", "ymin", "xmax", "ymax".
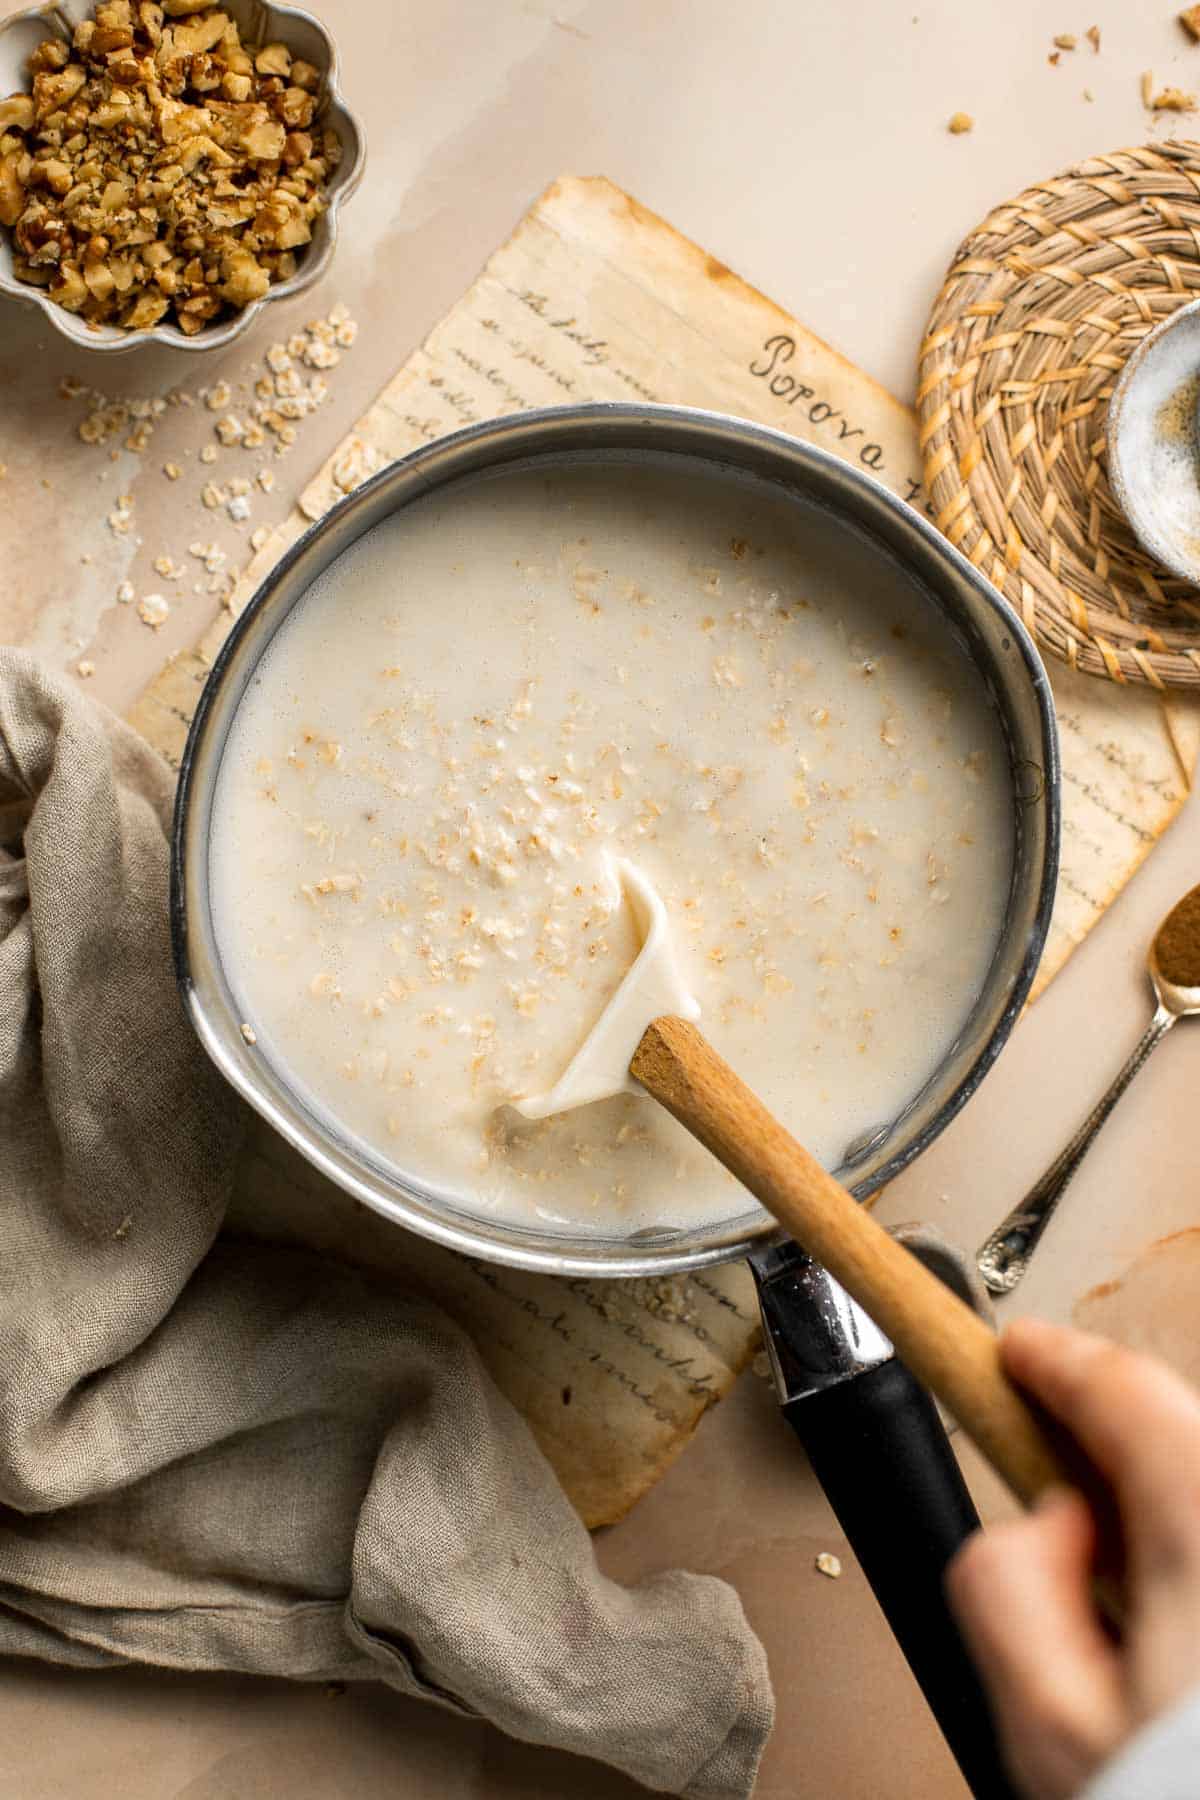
[
  {"xmin": 514, "ymin": 857, "xmax": 701, "ymax": 1120},
  {"xmin": 513, "ymin": 856, "xmax": 1067, "ymax": 1508}
]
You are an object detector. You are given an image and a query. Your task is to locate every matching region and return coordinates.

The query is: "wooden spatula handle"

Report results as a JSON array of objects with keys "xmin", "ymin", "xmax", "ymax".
[{"xmin": 631, "ymin": 1016, "xmax": 1067, "ymax": 1506}]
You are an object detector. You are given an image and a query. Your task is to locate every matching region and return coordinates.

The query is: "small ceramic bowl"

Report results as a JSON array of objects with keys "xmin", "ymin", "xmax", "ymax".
[
  {"xmin": 1108, "ymin": 298, "xmax": 1200, "ymax": 585},
  {"xmin": 0, "ymin": 0, "xmax": 365, "ymax": 354}
]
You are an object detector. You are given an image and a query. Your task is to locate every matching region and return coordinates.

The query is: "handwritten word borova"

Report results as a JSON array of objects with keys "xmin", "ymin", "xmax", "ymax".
[{"xmin": 749, "ymin": 333, "xmax": 921, "ymax": 494}]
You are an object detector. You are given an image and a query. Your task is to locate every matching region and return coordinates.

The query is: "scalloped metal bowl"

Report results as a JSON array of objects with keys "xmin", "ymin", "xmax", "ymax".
[{"xmin": 0, "ymin": 0, "xmax": 365, "ymax": 353}]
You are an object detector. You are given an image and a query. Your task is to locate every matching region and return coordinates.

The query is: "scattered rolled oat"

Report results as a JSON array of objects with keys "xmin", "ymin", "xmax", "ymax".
[
  {"xmin": 330, "ymin": 439, "xmax": 380, "ymax": 494},
  {"xmin": 239, "ymin": 1021, "xmax": 257, "ymax": 1044},
  {"xmin": 1053, "ymin": 32, "xmax": 1077, "ymax": 49},
  {"xmin": 76, "ymin": 658, "xmax": 95, "ymax": 678},
  {"xmin": 53, "ymin": 297, "xmax": 362, "ymax": 652},
  {"xmin": 1086, "ymin": 23, "xmax": 1100, "ymax": 49},
  {"xmin": 815, "ymin": 1552, "xmax": 843, "ymax": 1580},
  {"xmin": 947, "ymin": 111, "xmax": 974, "ymax": 134},
  {"xmin": 137, "ymin": 591, "xmax": 169, "ymax": 628}
]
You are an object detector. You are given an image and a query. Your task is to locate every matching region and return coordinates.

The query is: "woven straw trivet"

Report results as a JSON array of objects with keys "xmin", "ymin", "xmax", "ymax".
[{"xmin": 918, "ymin": 140, "xmax": 1200, "ymax": 691}]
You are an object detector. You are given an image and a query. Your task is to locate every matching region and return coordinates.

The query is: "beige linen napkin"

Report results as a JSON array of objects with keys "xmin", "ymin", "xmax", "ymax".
[{"xmin": 0, "ymin": 651, "xmax": 773, "ymax": 1798}]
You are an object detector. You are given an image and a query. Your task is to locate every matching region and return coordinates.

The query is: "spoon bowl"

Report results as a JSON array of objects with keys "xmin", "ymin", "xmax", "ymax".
[
  {"xmin": 1148, "ymin": 883, "xmax": 1200, "ymax": 1015},
  {"xmin": 978, "ymin": 882, "xmax": 1200, "ymax": 1295}
]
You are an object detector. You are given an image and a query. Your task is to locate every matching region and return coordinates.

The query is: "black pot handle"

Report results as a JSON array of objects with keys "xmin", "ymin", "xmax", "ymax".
[{"xmin": 783, "ymin": 1356, "xmax": 1016, "ymax": 1800}]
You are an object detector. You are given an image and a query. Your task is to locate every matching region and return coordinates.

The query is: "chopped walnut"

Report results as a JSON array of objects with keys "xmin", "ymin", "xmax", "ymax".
[
  {"xmin": 947, "ymin": 111, "xmax": 974, "ymax": 134},
  {"xmin": 1181, "ymin": 6, "xmax": 1200, "ymax": 41},
  {"xmin": 1150, "ymin": 82, "xmax": 1196, "ymax": 111},
  {"xmin": 0, "ymin": 0, "xmax": 340, "ymax": 335}
]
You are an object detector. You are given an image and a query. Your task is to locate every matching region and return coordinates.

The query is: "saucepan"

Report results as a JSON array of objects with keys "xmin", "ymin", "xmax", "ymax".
[{"xmin": 172, "ymin": 406, "xmax": 1059, "ymax": 1798}]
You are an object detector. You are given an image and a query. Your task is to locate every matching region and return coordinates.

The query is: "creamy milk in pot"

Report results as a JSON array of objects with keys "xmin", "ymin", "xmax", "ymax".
[
  {"xmin": 174, "ymin": 406, "xmax": 1058, "ymax": 1277},
  {"xmin": 207, "ymin": 454, "xmax": 1014, "ymax": 1236}
]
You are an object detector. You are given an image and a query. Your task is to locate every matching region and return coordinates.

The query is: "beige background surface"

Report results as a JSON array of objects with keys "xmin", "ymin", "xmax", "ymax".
[{"xmin": 2, "ymin": 1, "xmax": 1200, "ymax": 1795}]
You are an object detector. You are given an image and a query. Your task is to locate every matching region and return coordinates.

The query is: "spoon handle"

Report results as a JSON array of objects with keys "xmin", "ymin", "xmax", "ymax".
[
  {"xmin": 631, "ymin": 1015, "xmax": 1068, "ymax": 1507},
  {"xmin": 976, "ymin": 1002, "xmax": 1177, "ymax": 1297}
]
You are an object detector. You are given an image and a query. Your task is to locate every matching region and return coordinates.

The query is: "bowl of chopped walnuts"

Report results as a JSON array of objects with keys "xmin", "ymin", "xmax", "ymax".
[{"xmin": 0, "ymin": 0, "xmax": 364, "ymax": 350}]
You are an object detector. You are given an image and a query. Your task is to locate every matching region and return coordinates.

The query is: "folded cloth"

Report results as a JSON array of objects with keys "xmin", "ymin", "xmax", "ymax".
[{"xmin": 0, "ymin": 652, "xmax": 773, "ymax": 1798}]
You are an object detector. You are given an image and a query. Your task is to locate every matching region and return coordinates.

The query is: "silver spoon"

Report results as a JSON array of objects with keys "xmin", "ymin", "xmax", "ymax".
[{"xmin": 977, "ymin": 882, "xmax": 1200, "ymax": 1296}]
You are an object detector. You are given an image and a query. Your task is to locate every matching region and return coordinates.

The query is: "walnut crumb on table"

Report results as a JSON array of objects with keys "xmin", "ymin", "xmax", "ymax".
[
  {"xmin": 1182, "ymin": 5, "xmax": 1200, "ymax": 41},
  {"xmin": 1149, "ymin": 82, "xmax": 1196, "ymax": 111},
  {"xmin": 947, "ymin": 111, "xmax": 974, "ymax": 134}
]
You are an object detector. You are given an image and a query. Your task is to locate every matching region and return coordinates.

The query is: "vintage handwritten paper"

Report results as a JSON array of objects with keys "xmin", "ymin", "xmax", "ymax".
[{"xmin": 128, "ymin": 176, "xmax": 1199, "ymax": 1525}]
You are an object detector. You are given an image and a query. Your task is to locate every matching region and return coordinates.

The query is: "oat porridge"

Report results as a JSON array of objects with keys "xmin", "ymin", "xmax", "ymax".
[{"xmin": 209, "ymin": 457, "xmax": 1014, "ymax": 1234}]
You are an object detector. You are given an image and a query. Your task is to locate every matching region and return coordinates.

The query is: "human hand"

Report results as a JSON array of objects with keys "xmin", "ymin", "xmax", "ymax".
[{"xmin": 946, "ymin": 1317, "xmax": 1200, "ymax": 1800}]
